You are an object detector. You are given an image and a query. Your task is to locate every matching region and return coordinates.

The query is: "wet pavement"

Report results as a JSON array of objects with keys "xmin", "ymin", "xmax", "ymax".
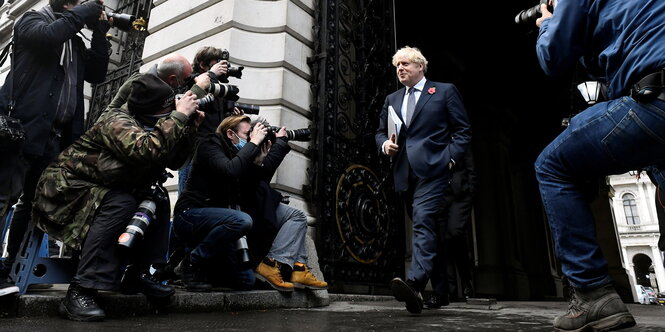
[{"xmin": 1, "ymin": 298, "xmax": 664, "ymax": 331}]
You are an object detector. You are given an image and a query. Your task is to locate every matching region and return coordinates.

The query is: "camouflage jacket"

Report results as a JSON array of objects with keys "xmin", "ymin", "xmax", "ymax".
[{"xmin": 33, "ymin": 107, "xmax": 195, "ymax": 250}]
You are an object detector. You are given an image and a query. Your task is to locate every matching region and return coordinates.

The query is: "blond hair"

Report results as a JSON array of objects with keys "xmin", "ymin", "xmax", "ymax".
[
  {"xmin": 217, "ymin": 115, "xmax": 250, "ymax": 135},
  {"xmin": 392, "ymin": 46, "xmax": 428, "ymax": 72}
]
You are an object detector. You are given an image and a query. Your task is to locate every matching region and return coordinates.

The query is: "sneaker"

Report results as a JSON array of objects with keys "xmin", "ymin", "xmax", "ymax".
[
  {"xmin": 255, "ymin": 257, "xmax": 294, "ymax": 292},
  {"xmin": 180, "ymin": 255, "xmax": 212, "ymax": 292},
  {"xmin": 391, "ymin": 277, "xmax": 423, "ymax": 314},
  {"xmin": 553, "ymin": 283, "xmax": 636, "ymax": 331},
  {"xmin": 121, "ymin": 265, "xmax": 175, "ymax": 298},
  {"xmin": 59, "ymin": 282, "xmax": 106, "ymax": 322},
  {"xmin": 290, "ymin": 263, "xmax": 327, "ymax": 289}
]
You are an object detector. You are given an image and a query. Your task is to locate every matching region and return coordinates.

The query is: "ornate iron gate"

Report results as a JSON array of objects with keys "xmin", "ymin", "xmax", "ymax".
[
  {"xmin": 310, "ymin": 0, "xmax": 404, "ymax": 290},
  {"xmin": 86, "ymin": 0, "xmax": 151, "ymax": 128}
]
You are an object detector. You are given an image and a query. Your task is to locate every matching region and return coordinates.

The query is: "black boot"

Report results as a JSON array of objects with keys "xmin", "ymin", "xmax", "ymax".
[
  {"xmin": 553, "ymin": 283, "xmax": 636, "ymax": 331},
  {"xmin": 59, "ymin": 282, "xmax": 106, "ymax": 322},
  {"xmin": 180, "ymin": 255, "xmax": 212, "ymax": 292},
  {"xmin": 121, "ymin": 265, "xmax": 175, "ymax": 298}
]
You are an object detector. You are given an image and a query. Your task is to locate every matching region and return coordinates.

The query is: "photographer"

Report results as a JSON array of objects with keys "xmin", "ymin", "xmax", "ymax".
[
  {"xmin": 0, "ymin": 0, "xmax": 110, "ymax": 295},
  {"xmin": 177, "ymin": 46, "xmax": 232, "ymax": 193},
  {"xmin": 534, "ymin": 1, "xmax": 665, "ymax": 331},
  {"xmin": 172, "ymin": 115, "xmax": 259, "ymax": 292},
  {"xmin": 31, "ymin": 74, "xmax": 203, "ymax": 321}
]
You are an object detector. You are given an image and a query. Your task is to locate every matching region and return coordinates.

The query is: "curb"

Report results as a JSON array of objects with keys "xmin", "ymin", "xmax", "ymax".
[{"xmin": 0, "ymin": 285, "xmax": 329, "ymax": 318}]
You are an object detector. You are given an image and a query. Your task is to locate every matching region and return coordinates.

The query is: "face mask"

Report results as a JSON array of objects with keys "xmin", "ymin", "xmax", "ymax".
[{"xmin": 233, "ymin": 132, "xmax": 247, "ymax": 150}]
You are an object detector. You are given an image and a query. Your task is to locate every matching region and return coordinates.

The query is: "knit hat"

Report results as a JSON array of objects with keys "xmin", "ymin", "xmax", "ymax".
[{"xmin": 127, "ymin": 73, "xmax": 175, "ymax": 114}]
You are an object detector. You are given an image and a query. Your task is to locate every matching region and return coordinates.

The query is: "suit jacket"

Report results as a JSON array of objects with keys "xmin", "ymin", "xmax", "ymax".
[{"xmin": 375, "ymin": 80, "xmax": 471, "ymax": 191}]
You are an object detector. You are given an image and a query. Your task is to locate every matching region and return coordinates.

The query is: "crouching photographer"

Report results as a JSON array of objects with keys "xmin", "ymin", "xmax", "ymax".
[
  {"xmin": 217, "ymin": 116, "xmax": 325, "ymax": 292},
  {"xmin": 171, "ymin": 115, "xmax": 259, "ymax": 292},
  {"xmin": 31, "ymin": 74, "xmax": 204, "ymax": 321}
]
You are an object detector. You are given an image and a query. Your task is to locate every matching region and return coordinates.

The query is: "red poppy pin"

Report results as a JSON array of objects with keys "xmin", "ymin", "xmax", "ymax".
[{"xmin": 428, "ymin": 87, "xmax": 436, "ymax": 95}]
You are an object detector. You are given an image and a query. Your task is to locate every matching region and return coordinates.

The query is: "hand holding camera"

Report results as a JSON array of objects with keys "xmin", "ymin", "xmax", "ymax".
[
  {"xmin": 194, "ymin": 73, "xmax": 212, "ymax": 91},
  {"xmin": 536, "ymin": 1, "xmax": 554, "ymax": 28},
  {"xmin": 209, "ymin": 61, "xmax": 229, "ymax": 78},
  {"xmin": 175, "ymin": 91, "xmax": 199, "ymax": 117},
  {"xmin": 249, "ymin": 122, "xmax": 268, "ymax": 146}
]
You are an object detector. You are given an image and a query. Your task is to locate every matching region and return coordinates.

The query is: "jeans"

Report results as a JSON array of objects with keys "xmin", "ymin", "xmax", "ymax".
[
  {"xmin": 173, "ymin": 207, "xmax": 252, "ymax": 265},
  {"xmin": 267, "ymin": 203, "xmax": 308, "ymax": 267},
  {"xmin": 177, "ymin": 158, "xmax": 192, "ymax": 195},
  {"xmin": 535, "ymin": 97, "xmax": 665, "ymax": 289}
]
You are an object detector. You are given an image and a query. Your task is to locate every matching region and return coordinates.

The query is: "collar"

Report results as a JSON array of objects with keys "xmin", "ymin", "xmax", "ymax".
[{"xmin": 404, "ymin": 76, "xmax": 427, "ymax": 92}]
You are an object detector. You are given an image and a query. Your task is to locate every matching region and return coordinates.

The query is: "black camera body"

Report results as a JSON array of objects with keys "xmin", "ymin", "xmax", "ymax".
[{"xmin": 219, "ymin": 49, "xmax": 244, "ymax": 83}]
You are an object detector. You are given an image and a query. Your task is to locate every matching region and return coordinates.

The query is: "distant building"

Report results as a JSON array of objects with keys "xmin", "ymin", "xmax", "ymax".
[{"xmin": 609, "ymin": 172, "xmax": 665, "ymax": 301}]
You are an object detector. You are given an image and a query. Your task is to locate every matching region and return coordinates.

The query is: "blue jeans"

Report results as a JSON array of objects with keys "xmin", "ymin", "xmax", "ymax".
[
  {"xmin": 267, "ymin": 203, "xmax": 308, "ymax": 267},
  {"xmin": 173, "ymin": 207, "xmax": 252, "ymax": 265},
  {"xmin": 177, "ymin": 158, "xmax": 192, "ymax": 195},
  {"xmin": 535, "ymin": 97, "xmax": 665, "ymax": 289}
]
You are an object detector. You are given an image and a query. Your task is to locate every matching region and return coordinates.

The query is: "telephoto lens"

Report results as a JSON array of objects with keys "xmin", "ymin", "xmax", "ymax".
[
  {"xmin": 235, "ymin": 236, "xmax": 252, "ymax": 268},
  {"xmin": 208, "ymin": 82, "xmax": 240, "ymax": 100},
  {"xmin": 118, "ymin": 200, "xmax": 156, "ymax": 249}
]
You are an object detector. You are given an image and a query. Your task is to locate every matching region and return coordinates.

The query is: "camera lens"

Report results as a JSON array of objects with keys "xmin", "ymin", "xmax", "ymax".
[{"xmin": 118, "ymin": 200, "xmax": 156, "ymax": 249}]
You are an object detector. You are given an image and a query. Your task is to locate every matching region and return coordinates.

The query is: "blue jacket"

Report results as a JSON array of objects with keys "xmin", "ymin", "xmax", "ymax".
[
  {"xmin": 0, "ymin": 4, "xmax": 109, "ymax": 156},
  {"xmin": 536, "ymin": 0, "xmax": 665, "ymax": 99}
]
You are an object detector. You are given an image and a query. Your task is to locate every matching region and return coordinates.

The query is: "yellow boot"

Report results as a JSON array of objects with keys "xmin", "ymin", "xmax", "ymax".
[
  {"xmin": 291, "ymin": 263, "xmax": 328, "ymax": 289},
  {"xmin": 255, "ymin": 257, "xmax": 294, "ymax": 292}
]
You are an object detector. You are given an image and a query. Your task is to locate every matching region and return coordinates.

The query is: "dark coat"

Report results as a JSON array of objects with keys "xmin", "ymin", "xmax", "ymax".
[
  {"xmin": 174, "ymin": 133, "xmax": 290, "ymax": 220},
  {"xmin": 0, "ymin": 4, "xmax": 109, "ymax": 156},
  {"xmin": 375, "ymin": 80, "xmax": 472, "ymax": 192}
]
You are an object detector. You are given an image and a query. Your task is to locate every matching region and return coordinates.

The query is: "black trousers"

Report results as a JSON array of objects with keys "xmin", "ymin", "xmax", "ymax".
[
  {"xmin": 74, "ymin": 190, "xmax": 170, "ymax": 290},
  {"xmin": 431, "ymin": 190, "xmax": 474, "ymax": 298},
  {"xmin": 0, "ymin": 134, "xmax": 60, "ymax": 271}
]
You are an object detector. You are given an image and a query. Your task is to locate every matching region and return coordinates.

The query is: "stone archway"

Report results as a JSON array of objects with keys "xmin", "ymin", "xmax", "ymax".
[{"xmin": 633, "ymin": 253, "xmax": 653, "ymax": 287}]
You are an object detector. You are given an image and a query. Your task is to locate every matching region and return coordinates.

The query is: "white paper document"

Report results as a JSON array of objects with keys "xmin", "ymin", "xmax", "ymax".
[{"xmin": 388, "ymin": 105, "xmax": 402, "ymax": 139}]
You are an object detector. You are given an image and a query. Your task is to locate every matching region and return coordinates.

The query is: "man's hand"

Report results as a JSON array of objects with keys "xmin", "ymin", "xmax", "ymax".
[
  {"xmin": 275, "ymin": 126, "xmax": 287, "ymax": 138},
  {"xmin": 249, "ymin": 123, "xmax": 268, "ymax": 145},
  {"xmin": 536, "ymin": 2, "xmax": 553, "ymax": 28},
  {"xmin": 210, "ymin": 61, "xmax": 229, "ymax": 77},
  {"xmin": 383, "ymin": 133, "xmax": 399, "ymax": 156},
  {"xmin": 175, "ymin": 91, "xmax": 198, "ymax": 117},
  {"xmin": 232, "ymin": 107, "xmax": 244, "ymax": 116},
  {"xmin": 254, "ymin": 141, "xmax": 271, "ymax": 166},
  {"xmin": 194, "ymin": 73, "xmax": 211, "ymax": 91}
]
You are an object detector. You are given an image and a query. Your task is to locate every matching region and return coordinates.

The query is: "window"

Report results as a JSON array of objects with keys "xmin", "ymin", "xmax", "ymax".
[{"xmin": 622, "ymin": 193, "xmax": 640, "ymax": 225}]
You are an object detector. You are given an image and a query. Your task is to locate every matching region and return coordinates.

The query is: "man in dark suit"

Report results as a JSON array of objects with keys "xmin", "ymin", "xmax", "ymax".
[{"xmin": 375, "ymin": 46, "xmax": 471, "ymax": 313}]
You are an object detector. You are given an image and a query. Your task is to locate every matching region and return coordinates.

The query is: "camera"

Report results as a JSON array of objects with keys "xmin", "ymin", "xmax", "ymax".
[
  {"xmin": 107, "ymin": 12, "xmax": 137, "ymax": 31},
  {"xmin": 208, "ymin": 82, "xmax": 240, "ymax": 101},
  {"xmin": 219, "ymin": 49, "xmax": 244, "ymax": 83},
  {"xmin": 117, "ymin": 172, "xmax": 170, "ymax": 249},
  {"xmin": 514, "ymin": 0, "xmax": 554, "ymax": 26},
  {"xmin": 268, "ymin": 126, "xmax": 311, "ymax": 142}
]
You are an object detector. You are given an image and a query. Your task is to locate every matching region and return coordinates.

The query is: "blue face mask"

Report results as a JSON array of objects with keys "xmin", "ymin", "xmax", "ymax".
[{"xmin": 233, "ymin": 132, "xmax": 247, "ymax": 150}]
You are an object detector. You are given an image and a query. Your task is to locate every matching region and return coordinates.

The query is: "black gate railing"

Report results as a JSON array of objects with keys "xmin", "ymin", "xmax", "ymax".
[
  {"xmin": 86, "ymin": 0, "xmax": 151, "ymax": 128},
  {"xmin": 310, "ymin": 0, "xmax": 403, "ymax": 291}
]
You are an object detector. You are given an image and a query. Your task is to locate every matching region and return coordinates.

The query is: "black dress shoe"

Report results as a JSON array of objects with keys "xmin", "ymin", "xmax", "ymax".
[
  {"xmin": 391, "ymin": 278, "xmax": 423, "ymax": 314},
  {"xmin": 424, "ymin": 293, "xmax": 449, "ymax": 309},
  {"xmin": 59, "ymin": 282, "xmax": 106, "ymax": 322},
  {"xmin": 463, "ymin": 281, "xmax": 475, "ymax": 299},
  {"xmin": 121, "ymin": 266, "xmax": 175, "ymax": 298}
]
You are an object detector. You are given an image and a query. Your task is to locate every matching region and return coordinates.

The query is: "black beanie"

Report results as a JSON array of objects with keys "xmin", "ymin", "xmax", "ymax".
[{"xmin": 127, "ymin": 74, "xmax": 175, "ymax": 114}]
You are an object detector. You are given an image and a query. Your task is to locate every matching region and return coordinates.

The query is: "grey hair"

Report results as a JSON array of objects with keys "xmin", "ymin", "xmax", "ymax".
[{"xmin": 156, "ymin": 59, "xmax": 185, "ymax": 81}]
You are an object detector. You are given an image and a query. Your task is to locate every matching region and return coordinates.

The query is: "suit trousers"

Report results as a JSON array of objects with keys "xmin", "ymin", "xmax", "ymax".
[
  {"xmin": 74, "ymin": 190, "xmax": 170, "ymax": 290},
  {"xmin": 402, "ymin": 167, "xmax": 450, "ymax": 291}
]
